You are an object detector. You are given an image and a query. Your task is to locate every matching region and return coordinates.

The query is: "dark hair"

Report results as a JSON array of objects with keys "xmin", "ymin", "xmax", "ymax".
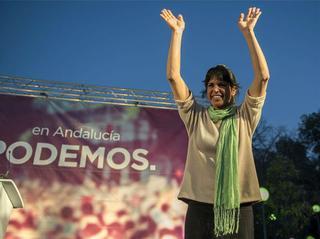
[{"xmin": 201, "ymin": 64, "xmax": 240, "ymax": 98}]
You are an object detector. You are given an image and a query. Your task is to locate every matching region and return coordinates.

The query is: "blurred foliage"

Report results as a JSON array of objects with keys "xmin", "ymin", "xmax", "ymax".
[
  {"xmin": 253, "ymin": 111, "xmax": 320, "ymax": 239},
  {"xmin": 299, "ymin": 111, "xmax": 320, "ymax": 159}
]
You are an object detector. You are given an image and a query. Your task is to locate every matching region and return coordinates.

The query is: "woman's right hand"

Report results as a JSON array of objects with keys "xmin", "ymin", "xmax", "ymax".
[{"xmin": 160, "ymin": 9, "xmax": 185, "ymax": 33}]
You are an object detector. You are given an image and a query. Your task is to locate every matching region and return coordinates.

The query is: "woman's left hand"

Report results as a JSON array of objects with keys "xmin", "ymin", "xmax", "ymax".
[{"xmin": 238, "ymin": 7, "xmax": 262, "ymax": 33}]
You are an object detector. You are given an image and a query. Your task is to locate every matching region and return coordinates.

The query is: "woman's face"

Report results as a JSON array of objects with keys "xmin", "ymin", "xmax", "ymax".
[{"xmin": 206, "ymin": 77, "xmax": 237, "ymax": 109}]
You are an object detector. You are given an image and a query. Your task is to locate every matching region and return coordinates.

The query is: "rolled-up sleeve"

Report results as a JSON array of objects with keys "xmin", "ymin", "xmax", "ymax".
[
  {"xmin": 175, "ymin": 92, "xmax": 194, "ymax": 111},
  {"xmin": 240, "ymin": 91, "xmax": 266, "ymax": 136},
  {"xmin": 175, "ymin": 92, "xmax": 200, "ymax": 136}
]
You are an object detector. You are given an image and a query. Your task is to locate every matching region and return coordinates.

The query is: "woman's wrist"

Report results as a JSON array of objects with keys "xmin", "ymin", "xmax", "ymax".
[
  {"xmin": 172, "ymin": 29, "xmax": 184, "ymax": 35},
  {"xmin": 242, "ymin": 28, "xmax": 255, "ymax": 37}
]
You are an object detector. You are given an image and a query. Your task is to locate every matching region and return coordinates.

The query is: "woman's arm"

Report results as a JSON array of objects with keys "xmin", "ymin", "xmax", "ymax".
[
  {"xmin": 238, "ymin": 7, "xmax": 270, "ymax": 97},
  {"xmin": 160, "ymin": 9, "xmax": 189, "ymax": 101}
]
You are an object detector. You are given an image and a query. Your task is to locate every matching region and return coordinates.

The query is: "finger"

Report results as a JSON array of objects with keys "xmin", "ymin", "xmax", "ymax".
[
  {"xmin": 167, "ymin": 10, "xmax": 177, "ymax": 21},
  {"xmin": 166, "ymin": 12, "xmax": 173, "ymax": 20},
  {"xmin": 160, "ymin": 13, "xmax": 167, "ymax": 21},
  {"xmin": 160, "ymin": 9, "xmax": 166, "ymax": 17},
  {"xmin": 246, "ymin": 7, "xmax": 252, "ymax": 20},
  {"xmin": 178, "ymin": 14, "xmax": 184, "ymax": 22},
  {"xmin": 160, "ymin": 9, "xmax": 166, "ymax": 18},
  {"xmin": 168, "ymin": 10, "xmax": 176, "ymax": 19},
  {"xmin": 160, "ymin": 11, "xmax": 168, "ymax": 21},
  {"xmin": 161, "ymin": 9, "xmax": 171, "ymax": 19},
  {"xmin": 238, "ymin": 13, "xmax": 244, "ymax": 22},
  {"xmin": 161, "ymin": 9, "xmax": 169, "ymax": 20},
  {"xmin": 161, "ymin": 8, "xmax": 167, "ymax": 15},
  {"xmin": 252, "ymin": 7, "xmax": 256, "ymax": 15},
  {"xmin": 255, "ymin": 11, "xmax": 262, "ymax": 20}
]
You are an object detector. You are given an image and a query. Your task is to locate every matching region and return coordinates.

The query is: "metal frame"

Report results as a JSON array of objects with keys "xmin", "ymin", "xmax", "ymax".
[{"xmin": 0, "ymin": 75, "xmax": 207, "ymax": 109}]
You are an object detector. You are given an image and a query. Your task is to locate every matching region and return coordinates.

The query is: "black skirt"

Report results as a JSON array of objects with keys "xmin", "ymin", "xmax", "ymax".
[{"xmin": 184, "ymin": 200, "xmax": 254, "ymax": 239}]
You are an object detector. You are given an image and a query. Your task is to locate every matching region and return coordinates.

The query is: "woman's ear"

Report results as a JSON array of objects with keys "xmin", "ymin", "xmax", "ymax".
[{"xmin": 231, "ymin": 86, "xmax": 237, "ymax": 97}]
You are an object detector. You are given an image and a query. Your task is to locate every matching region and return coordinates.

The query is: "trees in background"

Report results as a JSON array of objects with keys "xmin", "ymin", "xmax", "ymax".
[{"xmin": 253, "ymin": 111, "xmax": 320, "ymax": 239}]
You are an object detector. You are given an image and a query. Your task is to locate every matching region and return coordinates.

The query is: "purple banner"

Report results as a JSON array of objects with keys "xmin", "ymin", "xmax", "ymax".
[{"xmin": 0, "ymin": 94, "xmax": 188, "ymax": 239}]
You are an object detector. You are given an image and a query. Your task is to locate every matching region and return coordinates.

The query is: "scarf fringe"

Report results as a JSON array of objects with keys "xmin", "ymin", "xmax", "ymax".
[{"xmin": 214, "ymin": 206, "xmax": 240, "ymax": 237}]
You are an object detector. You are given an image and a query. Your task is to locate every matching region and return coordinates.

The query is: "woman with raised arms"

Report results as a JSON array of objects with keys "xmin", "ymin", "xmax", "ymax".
[{"xmin": 160, "ymin": 7, "xmax": 270, "ymax": 239}]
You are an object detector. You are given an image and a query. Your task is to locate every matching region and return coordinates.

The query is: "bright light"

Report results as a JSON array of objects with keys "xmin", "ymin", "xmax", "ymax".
[
  {"xmin": 260, "ymin": 187, "xmax": 270, "ymax": 201},
  {"xmin": 269, "ymin": 213, "xmax": 277, "ymax": 221},
  {"xmin": 312, "ymin": 204, "xmax": 320, "ymax": 213},
  {"xmin": 306, "ymin": 236, "xmax": 315, "ymax": 239}
]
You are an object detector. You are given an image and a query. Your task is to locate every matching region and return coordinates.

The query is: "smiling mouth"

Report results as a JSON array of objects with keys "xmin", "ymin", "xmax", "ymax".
[{"xmin": 212, "ymin": 95, "xmax": 223, "ymax": 100}]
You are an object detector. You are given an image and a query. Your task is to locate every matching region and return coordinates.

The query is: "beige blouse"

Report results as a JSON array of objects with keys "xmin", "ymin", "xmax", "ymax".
[{"xmin": 176, "ymin": 91, "xmax": 266, "ymax": 205}]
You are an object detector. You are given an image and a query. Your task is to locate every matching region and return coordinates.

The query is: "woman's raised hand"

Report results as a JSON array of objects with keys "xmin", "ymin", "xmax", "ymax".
[
  {"xmin": 160, "ymin": 9, "xmax": 185, "ymax": 33},
  {"xmin": 238, "ymin": 7, "xmax": 262, "ymax": 32}
]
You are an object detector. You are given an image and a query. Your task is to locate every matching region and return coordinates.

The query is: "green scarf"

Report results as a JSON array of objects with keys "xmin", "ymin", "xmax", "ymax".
[{"xmin": 208, "ymin": 105, "xmax": 240, "ymax": 236}]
